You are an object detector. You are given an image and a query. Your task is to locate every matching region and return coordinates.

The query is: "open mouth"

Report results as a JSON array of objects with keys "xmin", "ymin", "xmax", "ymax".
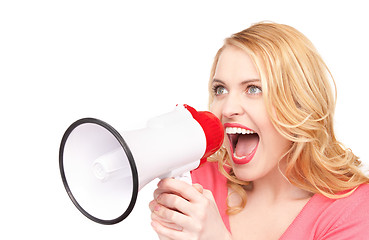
[{"xmin": 225, "ymin": 124, "xmax": 259, "ymax": 165}]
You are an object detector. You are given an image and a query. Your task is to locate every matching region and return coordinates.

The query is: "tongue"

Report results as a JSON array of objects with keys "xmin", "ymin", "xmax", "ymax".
[{"xmin": 235, "ymin": 134, "xmax": 259, "ymax": 157}]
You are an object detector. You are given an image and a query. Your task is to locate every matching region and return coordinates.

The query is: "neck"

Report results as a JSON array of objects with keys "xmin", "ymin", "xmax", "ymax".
[{"xmin": 248, "ymin": 162, "xmax": 311, "ymax": 203}]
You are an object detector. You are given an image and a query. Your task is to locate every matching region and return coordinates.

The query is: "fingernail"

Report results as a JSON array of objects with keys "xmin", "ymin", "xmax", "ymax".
[
  {"xmin": 157, "ymin": 180, "xmax": 162, "ymax": 187},
  {"xmin": 154, "ymin": 204, "xmax": 160, "ymax": 212},
  {"xmin": 156, "ymin": 194, "xmax": 162, "ymax": 202}
]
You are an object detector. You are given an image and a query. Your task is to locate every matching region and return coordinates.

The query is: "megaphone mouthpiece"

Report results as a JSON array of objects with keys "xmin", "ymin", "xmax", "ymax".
[{"xmin": 183, "ymin": 104, "xmax": 224, "ymax": 163}]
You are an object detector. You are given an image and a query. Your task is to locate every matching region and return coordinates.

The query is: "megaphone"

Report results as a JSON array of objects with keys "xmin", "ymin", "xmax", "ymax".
[{"xmin": 59, "ymin": 104, "xmax": 224, "ymax": 225}]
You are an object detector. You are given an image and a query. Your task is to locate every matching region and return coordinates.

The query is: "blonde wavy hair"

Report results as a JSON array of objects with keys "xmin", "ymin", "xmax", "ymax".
[{"xmin": 208, "ymin": 22, "xmax": 369, "ymax": 215}]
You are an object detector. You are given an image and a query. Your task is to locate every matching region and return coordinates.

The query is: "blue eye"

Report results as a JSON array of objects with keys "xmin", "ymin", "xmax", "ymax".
[
  {"xmin": 213, "ymin": 85, "xmax": 229, "ymax": 96},
  {"xmin": 247, "ymin": 85, "xmax": 262, "ymax": 95}
]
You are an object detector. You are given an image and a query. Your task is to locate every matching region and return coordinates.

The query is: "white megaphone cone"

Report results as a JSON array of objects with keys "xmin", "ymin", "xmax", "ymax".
[{"xmin": 59, "ymin": 104, "xmax": 224, "ymax": 225}]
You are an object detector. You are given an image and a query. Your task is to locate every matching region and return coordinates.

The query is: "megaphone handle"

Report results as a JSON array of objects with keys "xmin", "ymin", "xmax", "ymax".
[
  {"xmin": 158, "ymin": 160, "xmax": 198, "ymax": 184},
  {"xmin": 174, "ymin": 171, "xmax": 193, "ymax": 185}
]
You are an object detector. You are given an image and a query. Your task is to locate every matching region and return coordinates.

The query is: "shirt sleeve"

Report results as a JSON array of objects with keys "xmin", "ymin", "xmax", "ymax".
[{"xmin": 281, "ymin": 184, "xmax": 369, "ymax": 239}]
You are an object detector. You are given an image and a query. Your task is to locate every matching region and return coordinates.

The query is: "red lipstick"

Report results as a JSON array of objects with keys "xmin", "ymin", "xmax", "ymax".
[{"xmin": 224, "ymin": 123, "xmax": 259, "ymax": 165}]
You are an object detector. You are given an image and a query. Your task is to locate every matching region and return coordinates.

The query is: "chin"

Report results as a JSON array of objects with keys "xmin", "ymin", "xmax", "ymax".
[{"xmin": 232, "ymin": 165, "xmax": 258, "ymax": 182}]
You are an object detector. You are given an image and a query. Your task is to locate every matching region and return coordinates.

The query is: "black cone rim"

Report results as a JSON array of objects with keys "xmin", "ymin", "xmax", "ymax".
[{"xmin": 59, "ymin": 118, "xmax": 139, "ymax": 225}]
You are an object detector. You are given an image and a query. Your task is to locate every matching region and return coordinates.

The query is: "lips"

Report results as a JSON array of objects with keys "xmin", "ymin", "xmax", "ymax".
[{"xmin": 224, "ymin": 123, "xmax": 259, "ymax": 165}]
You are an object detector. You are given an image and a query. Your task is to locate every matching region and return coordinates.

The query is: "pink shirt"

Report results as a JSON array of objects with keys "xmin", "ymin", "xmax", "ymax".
[{"xmin": 191, "ymin": 161, "xmax": 369, "ymax": 239}]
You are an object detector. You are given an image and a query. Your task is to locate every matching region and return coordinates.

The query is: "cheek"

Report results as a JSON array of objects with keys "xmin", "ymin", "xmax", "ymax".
[
  {"xmin": 210, "ymin": 100, "xmax": 231, "ymax": 154},
  {"xmin": 261, "ymin": 120, "xmax": 291, "ymax": 158},
  {"xmin": 209, "ymin": 100, "xmax": 222, "ymax": 120}
]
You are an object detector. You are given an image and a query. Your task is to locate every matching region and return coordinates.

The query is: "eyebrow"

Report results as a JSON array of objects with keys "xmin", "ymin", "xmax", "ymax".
[{"xmin": 212, "ymin": 78, "xmax": 261, "ymax": 86}]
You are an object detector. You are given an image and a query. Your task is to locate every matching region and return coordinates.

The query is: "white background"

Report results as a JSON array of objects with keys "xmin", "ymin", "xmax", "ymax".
[{"xmin": 1, "ymin": 0, "xmax": 368, "ymax": 239}]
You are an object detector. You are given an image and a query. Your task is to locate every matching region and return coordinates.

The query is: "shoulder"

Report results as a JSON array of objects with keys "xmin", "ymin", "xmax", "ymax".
[
  {"xmin": 308, "ymin": 184, "xmax": 369, "ymax": 212},
  {"xmin": 351, "ymin": 183, "xmax": 369, "ymax": 198},
  {"xmin": 312, "ymin": 184, "xmax": 369, "ymax": 238},
  {"xmin": 283, "ymin": 184, "xmax": 369, "ymax": 239},
  {"xmin": 328, "ymin": 184, "xmax": 369, "ymax": 214},
  {"xmin": 335, "ymin": 184, "xmax": 369, "ymax": 218},
  {"xmin": 323, "ymin": 184, "xmax": 369, "ymax": 238}
]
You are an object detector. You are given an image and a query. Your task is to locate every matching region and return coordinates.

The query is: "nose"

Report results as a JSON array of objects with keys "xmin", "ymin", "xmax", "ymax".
[{"xmin": 221, "ymin": 94, "xmax": 245, "ymax": 119}]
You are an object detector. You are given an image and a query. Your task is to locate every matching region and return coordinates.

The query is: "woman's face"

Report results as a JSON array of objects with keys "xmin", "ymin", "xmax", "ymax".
[{"xmin": 210, "ymin": 45, "xmax": 291, "ymax": 181}]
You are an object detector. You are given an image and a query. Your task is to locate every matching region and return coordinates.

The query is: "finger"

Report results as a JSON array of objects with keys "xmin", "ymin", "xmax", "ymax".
[
  {"xmin": 153, "ymin": 186, "xmax": 173, "ymax": 200},
  {"xmin": 202, "ymin": 189, "xmax": 216, "ymax": 201},
  {"xmin": 156, "ymin": 192, "xmax": 192, "ymax": 216},
  {"xmin": 151, "ymin": 211, "xmax": 183, "ymax": 231},
  {"xmin": 157, "ymin": 178, "xmax": 203, "ymax": 202},
  {"xmin": 150, "ymin": 200, "xmax": 183, "ymax": 230},
  {"xmin": 150, "ymin": 199, "xmax": 185, "ymax": 224},
  {"xmin": 149, "ymin": 200, "xmax": 154, "ymax": 211},
  {"xmin": 149, "ymin": 199, "xmax": 158, "ymax": 212},
  {"xmin": 153, "ymin": 201, "xmax": 193, "ymax": 229},
  {"xmin": 153, "ymin": 180, "xmax": 180, "ymax": 200},
  {"xmin": 151, "ymin": 220, "xmax": 183, "ymax": 240}
]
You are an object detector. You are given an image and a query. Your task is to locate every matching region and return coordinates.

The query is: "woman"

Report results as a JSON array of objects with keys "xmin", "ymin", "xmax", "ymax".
[{"xmin": 149, "ymin": 22, "xmax": 369, "ymax": 239}]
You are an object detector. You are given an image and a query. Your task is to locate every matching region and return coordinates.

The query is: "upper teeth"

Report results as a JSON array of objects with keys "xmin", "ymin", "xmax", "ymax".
[{"xmin": 226, "ymin": 127, "xmax": 255, "ymax": 135}]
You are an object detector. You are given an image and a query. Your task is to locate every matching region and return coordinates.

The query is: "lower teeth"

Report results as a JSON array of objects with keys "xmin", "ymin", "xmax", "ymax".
[{"xmin": 233, "ymin": 152, "xmax": 246, "ymax": 160}]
